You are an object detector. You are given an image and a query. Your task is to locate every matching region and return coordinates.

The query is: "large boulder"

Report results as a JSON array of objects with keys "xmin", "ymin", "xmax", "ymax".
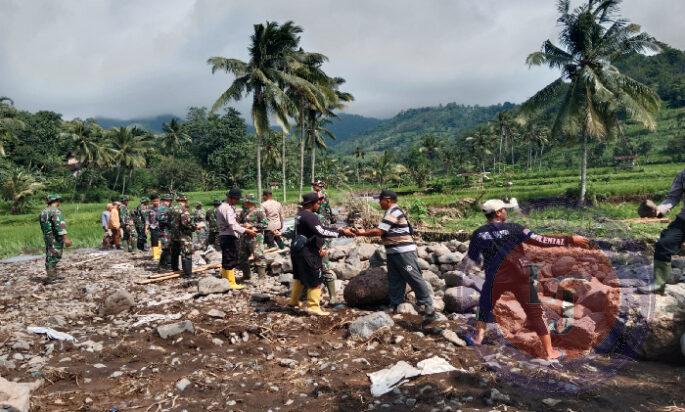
[
  {"xmin": 99, "ymin": 289, "xmax": 135, "ymax": 316},
  {"xmin": 197, "ymin": 277, "xmax": 231, "ymax": 295},
  {"xmin": 427, "ymin": 243, "xmax": 451, "ymax": 257},
  {"xmin": 357, "ymin": 243, "xmax": 379, "ymax": 261},
  {"xmin": 344, "ymin": 267, "xmax": 389, "ymax": 308},
  {"xmin": 627, "ymin": 285, "xmax": 685, "ymax": 360},
  {"xmin": 157, "ymin": 320, "xmax": 195, "ymax": 339},
  {"xmin": 348, "ymin": 311, "xmax": 394, "ymax": 340},
  {"xmin": 443, "ymin": 286, "xmax": 480, "ymax": 313},
  {"xmin": 437, "ymin": 252, "xmax": 464, "ymax": 265},
  {"xmin": 332, "ymin": 258, "xmax": 367, "ymax": 281}
]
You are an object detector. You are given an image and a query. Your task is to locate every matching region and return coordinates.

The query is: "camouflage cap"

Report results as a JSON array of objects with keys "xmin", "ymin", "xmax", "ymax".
[
  {"xmin": 195, "ymin": 201, "xmax": 203, "ymax": 207},
  {"xmin": 119, "ymin": 195, "xmax": 129, "ymax": 202},
  {"xmin": 241, "ymin": 194, "xmax": 258, "ymax": 204},
  {"xmin": 46, "ymin": 193, "xmax": 62, "ymax": 203},
  {"xmin": 140, "ymin": 196, "xmax": 150, "ymax": 203},
  {"xmin": 161, "ymin": 193, "xmax": 173, "ymax": 201},
  {"xmin": 312, "ymin": 179, "xmax": 325, "ymax": 188},
  {"xmin": 176, "ymin": 193, "xmax": 188, "ymax": 201},
  {"xmin": 212, "ymin": 199, "xmax": 222, "ymax": 206}
]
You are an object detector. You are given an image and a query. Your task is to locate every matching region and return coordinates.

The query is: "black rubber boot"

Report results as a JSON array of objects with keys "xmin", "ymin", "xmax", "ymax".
[
  {"xmin": 159, "ymin": 249, "xmax": 171, "ymax": 270},
  {"xmin": 182, "ymin": 257, "xmax": 193, "ymax": 278},
  {"xmin": 240, "ymin": 262, "xmax": 252, "ymax": 280}
]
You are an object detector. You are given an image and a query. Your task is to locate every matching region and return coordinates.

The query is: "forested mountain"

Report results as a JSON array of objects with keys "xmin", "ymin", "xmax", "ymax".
[
  {"xmin": 334, "ymin": 102, "xmax": 516, "ymax": 153},
  {"xmin": 615, "ymin": 46, "xmax": 685, "ymax": 108},
  {"xmin": 94, "ymin": 114, "xmax": 178, "ymax": 133}
]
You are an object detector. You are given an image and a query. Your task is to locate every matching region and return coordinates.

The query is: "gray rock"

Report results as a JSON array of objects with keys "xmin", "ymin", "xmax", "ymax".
[
  {"xmin": 422, "ymin": 270, "xmax": 445, "ymax": 291},
  {"xmin": 206, "ymin": 309, "xmax": 226, "ymax": 318},
  {"xmin": 99, "ymin": 289, "xmax": 135, "ymax": 316},
  {"xmin": 278, "ymin": 358, "xmax": 299, "ymax": 368},
  {"xmin": 251, "ymin": 293, "xmax": 271, "ymax": 303},
  {"xmin": 279, "ymin": 272, "xmax": 294, "ymax": 284},
  {"xmin": 396, "ymin": 302, "xmax": 418, "ymax": 315},
  {"xmin": 357, "ymin": 243, "xmax": 379, "ymax": 261},
  {"xmin": 157, "ymin": 320, "xmax": 195, "ymax": 339},
  {"xmin": 441, "ymin": 329, "xmax": 466, "ymax": 347},
  {"xmin": 443, "ymin": 287, "xmax": 480, "ymax": 313},
  {"xmin": 427, "ymin": 244, "xmax": 451, "ymax": 258},
  {"xmin": 671, "ymin": 258, "xmax": 685, "ymax": 270},
  {"xmin": 281, "ymin": 258, "xmax": 293, "ymax": 273},
  {"xmin": 0, "ymin": 376, "xmax": 42, "ymax": 412},
  {"xmin": 433, "ymin": 296, "xmax": 445, "ymax": 312},
  {"xmin": 197, "ymin": 276, "xmax": 231, "ymax": 295},
  {"xmin": 176, "ymin": 377, "xmax": 192, "ymax": 392},
  {"xmin": 202, "ymin": 249, "xmax": 222, "ymax": 265},
  {"xmin": 442, "ymin": 271, "xmax": 467, "ymax": 288},
  {"xmin": 348, "ymin": 312, "xmax": 394, "ymax": 340},
  {"xmin": 437, "ymin": 252, "xmax": 464, "ymax": 265},
  {"xmin": 11, "ymin": 340, "xmax": 31, "ymax": 351},
  {"xmin": 417, "ymin": 258, "xmax": 431, "ymax": 271},
  {"xmin": 486, "ymin": 388, "xmax": 510, "ymax": 405},
  {"xmin": 369, "ymin": 248, "xmax": 387, "ymax": 267}
]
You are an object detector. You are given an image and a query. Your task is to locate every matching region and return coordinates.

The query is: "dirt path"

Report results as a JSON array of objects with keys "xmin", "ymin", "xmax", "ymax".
[{"xmin": 1, "ymin": 250, "xmax": 684, "ymax": 411}]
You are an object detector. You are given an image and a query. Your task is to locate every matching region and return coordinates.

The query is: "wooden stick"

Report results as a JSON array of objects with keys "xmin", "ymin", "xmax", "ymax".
[
  {"xmin": 620, "ymin": 218, "xmax": 671, "ymax": 224},
  {"xmin": 139, "ymin": 263, "xmax": 220, "ymax": 284}
]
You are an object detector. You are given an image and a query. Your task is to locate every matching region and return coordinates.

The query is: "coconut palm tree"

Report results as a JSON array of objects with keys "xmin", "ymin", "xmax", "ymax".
[
  {"xmin": 354, "ymin": 146, "xmax": 366, "ymax": 183},
  {"xmin": 108, "ymin": 126, "xmax": 151, "ymax": 194},
  {"xmin": 208, "ymin": 21, "xmax": 322, "ymax": 198},
  {"xmin": 0, "ymin": 97, "xmax": 25, "ymax": 157},
  {"xmin": 0, "ymin": 167, "xmax": 44, "ymax": 214},
  {"xmin": 160, "ymin": 118, "xmax": 191, "ymax": 156},
  {"xmin": 521, "ymin": 0, "xmax": 661, "ymax": 205},
  {"xmin": 465, "ymin": 126, "xmax": 497, "ymax": 172}
]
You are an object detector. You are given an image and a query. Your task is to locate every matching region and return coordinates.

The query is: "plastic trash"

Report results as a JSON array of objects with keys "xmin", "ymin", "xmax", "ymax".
[
  {"xmin": 26, "ymin": 326, "xmax": 75, "ymax": 342},
  {"xmin": 367, "ymin": 356, "xmax": 462, "ymax": 397}
]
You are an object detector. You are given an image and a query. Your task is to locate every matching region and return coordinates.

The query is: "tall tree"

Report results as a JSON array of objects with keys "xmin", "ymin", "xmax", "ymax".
[
  {"xmin": 0, "ymin": 166, "xmax": 44, "ymax": 214},
  {"xmin": 354, "ymin": 146, "xmax": 365, "ymax": 183},
  {"xmin": 108, "ymin": 126, "xmax": 150, "ymax": 194},
  {"xmin": 0, "ymin": 97, "xmax": 25, "ymax": 157},
  {"xmin": 208, "ymin": 21, "xmax": 321, "ymax": 198},
  {"xmin": 160, "ymin": 118, "xmax": 191, "ymax": 156},
  {"xmin": 522, "ymin": 0, "xmax": 661, "ymax": 205}
]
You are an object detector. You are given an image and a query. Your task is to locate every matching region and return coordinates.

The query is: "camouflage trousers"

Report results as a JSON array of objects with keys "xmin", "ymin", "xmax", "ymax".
[
  {"xmin": 159, "ymin": 229, "xmax": 172, "ymax": 250},
  {"xmin": 171, "ymin": 236, "xmax": 193, "ymax": 274},
  {"xmin": 135, "ymin": 225, "xmax": 147, "ymax": 251},
  {"xmin": 123, "ymin": 222, "xmax": 137, "ymax": 252},
  {"xmin": 44, "ymin": 236, "xmax": 64, "ymax": 272},
  {"xmin": 239, "ymin": 234, "xmax": 266, "ymax": 279},
  {"xmin": 207, "ymin": 230, "xmax": 220, "ymax": 250},
  {"xmin": 193, "ymin": 227, "xmax": 208, "ymax": 251}
]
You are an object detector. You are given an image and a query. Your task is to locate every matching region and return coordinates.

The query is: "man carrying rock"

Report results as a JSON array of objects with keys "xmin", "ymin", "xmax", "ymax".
[
  {"xmin": 261, "ymin": 189, "xmax": 285, "ymax": 249},
  {"xmin": 169, "ymin": 194, "xmax": 196, "ymax": 279},
  {"xmin": 39, "ymin": 194, "xmax": 72, "ymax": 284},
  {"xmin": 217, "ymin": 188, "xmax": 257, "ymax": 289},
  {"xmin": 639, "ymin": 168, "xmax": 685, "ymax": 294},
  {"xmin": 461, "ymin": 199, "xmax": 589, "ymax": 359},
  {"xmin": 148, "ymin": 193, "xmax": 161, "ymax": 261},
  {"xmin": 289, "ymin": 192, "xmax": 354, "ymax": 316},
  {"xmin": 206, "ymin": 199, "xmax": 221, "ymax": 250},
  {"xmin": 353, "ymin": 189, "xmax": 435, "ymax": 319}
]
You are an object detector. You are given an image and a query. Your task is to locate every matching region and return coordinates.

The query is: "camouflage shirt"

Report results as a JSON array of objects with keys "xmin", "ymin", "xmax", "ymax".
[
  {"xmin": 147, "ymin": 205, "xmax": 159, "ymax": 229},
  {"xmin": 206, "ymin": 207, "xmax": 218, "ymax": 233},
  {"xmin": 120, "ymin": 204, "xmax": 131, "ymax": 225},
  {"xmin": 317, "ymin": 190, "xmax": 334, "ymax": 224},
  {"xmin": 133, "ymin": 204, "xmax": 148, "ymax": 227},
  {"xmin": 193, "ymin": 208, "xmax": 206, "ymax": 227},
  {"xmin": 169, "ymin": 204, "xmax": 195, "ymax": 239},
  {"xmin": 39, "ymin": 206, "xmax": 67, "ymax": 241},
  {"xmin": 238, "ymin": 207, "xmax": 268, "ymax": 232},
  {"xmin": 157, "ymin": 204, "xmax": 171, "ymax": 233}
]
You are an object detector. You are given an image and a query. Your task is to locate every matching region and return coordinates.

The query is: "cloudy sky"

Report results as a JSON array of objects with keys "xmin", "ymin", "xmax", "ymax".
[{"xmin": 0, "ymin": 0, "xmax": 683, "ymax": 120}]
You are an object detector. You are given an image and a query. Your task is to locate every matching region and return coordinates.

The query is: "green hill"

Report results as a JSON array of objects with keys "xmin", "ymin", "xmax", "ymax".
[
  {"xmin": 335, "ymin": 102, "xmax": 516, "ymax": 153},
  {"xmin": 93, "ymin": 114, "xmax": 178, "ymax": 133}
]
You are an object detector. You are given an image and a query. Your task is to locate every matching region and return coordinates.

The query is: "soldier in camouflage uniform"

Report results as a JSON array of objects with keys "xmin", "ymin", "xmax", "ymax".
[
  {"xmin": 39, "ymin": 194, "xmax": 72, "ymax": 284},
  {"xmin": 133, "ymin": 197, "xmax": 150, "ymax": 252},
  {"xmin": 169, "ymin": 193, "xmax": 196, "ymax": 278},
  {"xmin": 157, "ymin": 194, "xmax": 173, "ymax": 269},
  {"xmin": 148, "ymin": 193, "xmax": 161, "ymax": 261},
  {"xmin": 119, "ymin": 195, "xmax": 137, "ymax": 253},
  {"xmin": 192, "ymin": 201, "xmax": 208, "ymax": 250},
  {"xmin": 238, "ymin": 194, "xmax": 268, "ymax": 280},
  {"xmin": 206, "ymin": 199, "xmax": 221, "ymax": 250},
  {"xmin": 312, "ymin": 179, "xmax": 335, "ymax": 224}
]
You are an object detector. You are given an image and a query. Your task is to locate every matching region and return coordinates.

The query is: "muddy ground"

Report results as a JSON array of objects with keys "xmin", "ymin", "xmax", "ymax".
[{"xmin": 1, "ymin": 249, "xmax": 684, "ymax": 412}]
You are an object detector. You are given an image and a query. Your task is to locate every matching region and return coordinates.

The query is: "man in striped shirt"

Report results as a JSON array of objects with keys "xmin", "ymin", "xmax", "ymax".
[{"xmin": 354, "ymin": 190, "xmax": 435, "ymax": 318}]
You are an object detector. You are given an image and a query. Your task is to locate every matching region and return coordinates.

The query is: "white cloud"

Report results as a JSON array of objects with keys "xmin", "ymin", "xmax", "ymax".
[{"xmin": 0, "ymin": 0, "xmax": 682, "ymax": 120}]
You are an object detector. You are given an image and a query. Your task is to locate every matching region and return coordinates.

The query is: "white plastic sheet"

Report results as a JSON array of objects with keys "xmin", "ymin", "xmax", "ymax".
[
  {"xmin": 132, "ymin": 313, "xmax": 183, "ymax": 327},
  {"xmin": 26, "ymin": 326, "xmax": 75, "ymax": 342},
  {"xmin": 367, "ymin": 356, "xmax": 461, "ymax": 397}
]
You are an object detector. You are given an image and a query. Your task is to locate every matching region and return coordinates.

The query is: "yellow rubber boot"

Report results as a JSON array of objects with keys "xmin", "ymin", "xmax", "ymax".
[
  {"xmin": 225, "ymin": 269, "xmax": 245, "ymax": 290},
  {"xmin": 288, "ymin": 280, "xmax": 304, "ymax": 307},
  {"xmin": 152, "ymin": 246, "xmax": 161, "ymax": 261},
  {"xmin": 306, "ymin": 287, "xmax": 329, "ymax": 316}
]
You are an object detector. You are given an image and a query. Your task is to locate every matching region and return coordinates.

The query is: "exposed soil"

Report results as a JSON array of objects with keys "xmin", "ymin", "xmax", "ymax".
[{"xmin": 1, "ymin": 249, "xmax": 684, "ymax": 412}]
